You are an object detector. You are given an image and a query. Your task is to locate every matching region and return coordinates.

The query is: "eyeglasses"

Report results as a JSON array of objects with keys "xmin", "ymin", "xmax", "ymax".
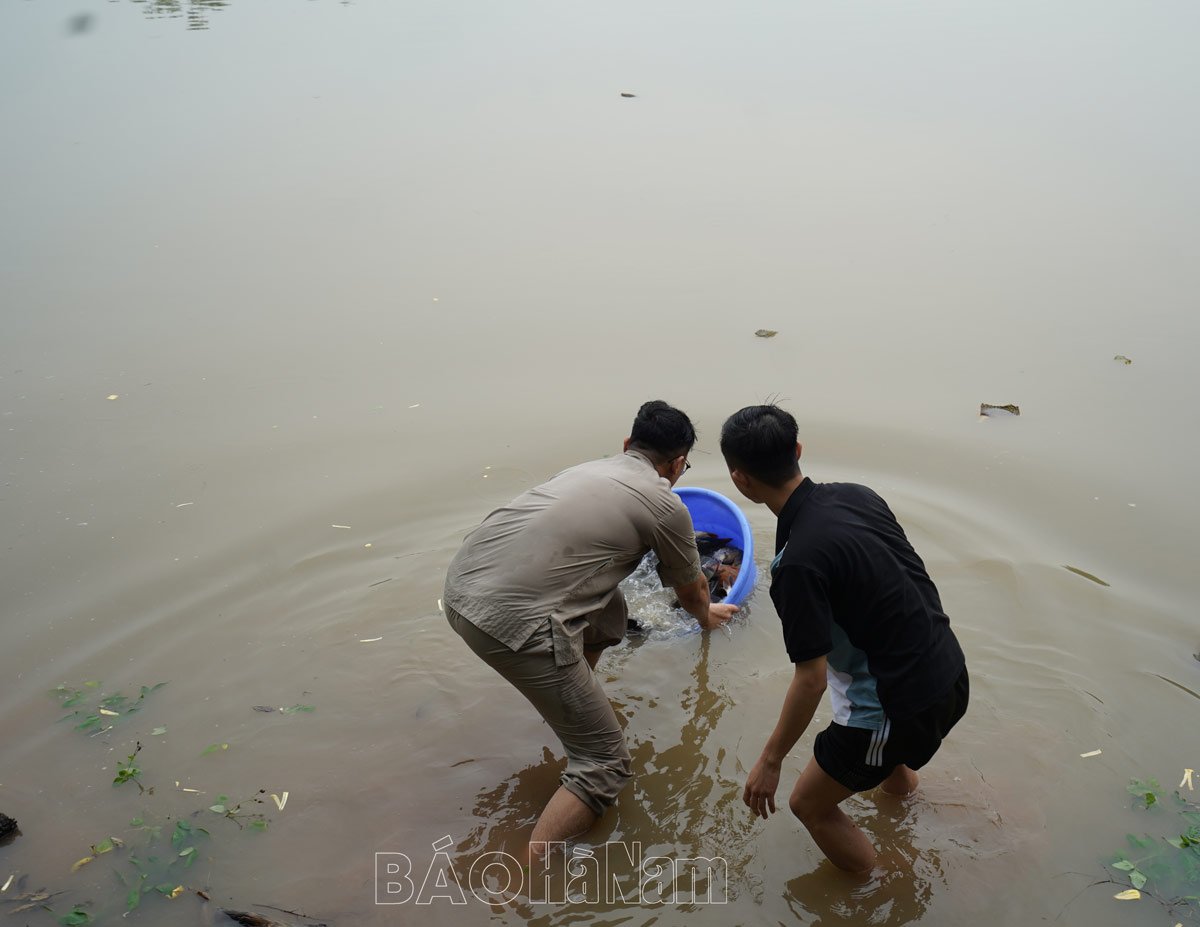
[{"xmin": 680, "ymin": 457, "xmax": 692, "ymax": 472}]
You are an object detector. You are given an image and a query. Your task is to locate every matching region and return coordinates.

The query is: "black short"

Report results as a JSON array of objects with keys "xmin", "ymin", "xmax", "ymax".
[{"xmin": 813, "ymin": 667, "xmax": 969, "ymax": 793}]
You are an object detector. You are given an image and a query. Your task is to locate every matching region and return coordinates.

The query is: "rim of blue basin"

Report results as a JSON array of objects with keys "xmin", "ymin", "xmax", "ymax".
[{"xmin": 673, "ymin": 486, "xmax": 757, "ymax": 606}]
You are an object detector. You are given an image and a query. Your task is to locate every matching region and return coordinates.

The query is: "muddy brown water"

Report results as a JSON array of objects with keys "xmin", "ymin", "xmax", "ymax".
[{"xmin": 2, "ymin": 2, "xmax": 1199, "ymax": 925}]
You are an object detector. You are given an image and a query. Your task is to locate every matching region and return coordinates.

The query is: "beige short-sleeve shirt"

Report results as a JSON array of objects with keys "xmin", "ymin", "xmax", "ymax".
[{"xmin": 443, "ymin": 450, "xmax": 702, "ymax": 665}]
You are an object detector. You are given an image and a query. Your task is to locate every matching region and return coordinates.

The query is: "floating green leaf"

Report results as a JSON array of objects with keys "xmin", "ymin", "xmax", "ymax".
[
  {"xmin": 1112, "ymin": 859, "xmax": 1135, "ymax": 871},
  {"xmin": 1130, "ymin": 869, "xmax": 1148, "ymax": 889},
  {"xmin": 58, "ymin": 908, "xmax": 92, "ymax": 926},
  {"xmin": 1127, "ymin": 779, "xmax": 1162, "ymax": 809},
  {"xmin": 171, "ymin": 820, "xmax": 192, "ymax": 850}
]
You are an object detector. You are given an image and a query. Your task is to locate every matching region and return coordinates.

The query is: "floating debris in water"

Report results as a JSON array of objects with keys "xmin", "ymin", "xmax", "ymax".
[
  {"xmin": 66, "ymin": 13, "xmax": 94, "ymax": 34},
  {"xmin": 1113, "ymin": 355, "xmax": 1133, "ymax": 365},
  {"xmin": 106, "ymin": 394, "xmax": 119, "ymax": 401},
  {"xmin": 270, "ymin": 791, "xmax": 289, "ymax": 811},
  {"xmin": 1113, "ymin": 889, "xmax": 1141, "ymax": 900},
  {"xmin": 0, "ymin": 874, "xmax": 11, "ymax": 892},
  {"xmin": 620, "ymin": 91, "xmax": 636, "ymax": 98},
  {"xmin": 1180, "ymin": 768, "xmax": 1194, "ymax": 790},
  {"xmin": 175, "ymin": 502, "xmax": 194, "ymax": 508},
  {"xmin": 252, "ymin": 705, "xmax": 276, "ymax": 713},
  {"xmin": 1080, "ymin": 749, "xmax": 1102, "ymax": 758},
  {"xmin": 331, "ymin": 524, "xmax": 351, "ymax": 529},
  {"xmin": 359, "ymin": 637, "xmax": 383, "ymax": 643},
  {"xmin": 980, "ymin": 403, "xmax": 1019, "ymax": 417},
  {"xmin": 1152, "ymin": 673, "xmax": 1200, "ymax": 702},
  {"xmin": 754, "ymin": 329, "xmax": 778, "ymax": 338},
  {"xmin": 1063, "ymin": 565, "xmax": 1110, "ymax": 587}
]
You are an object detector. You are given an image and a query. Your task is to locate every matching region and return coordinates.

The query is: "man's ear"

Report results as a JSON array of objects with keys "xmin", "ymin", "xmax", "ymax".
[
  {"xmin": 623, "ymin": 437, "xmax": 632, "ymax": 452},
  {"xmin": 795, "ymin": 441, "xmax": 803, "ymax": 462},
  {"xmin": 729, "ymin": 468, "xmax": 757, "ymax": 502}
]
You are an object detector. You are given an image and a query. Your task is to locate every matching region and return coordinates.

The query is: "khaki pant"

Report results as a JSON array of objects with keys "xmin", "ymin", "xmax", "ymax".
[{"xmin": 446, "ymin": 606, "xmax": 632, "ymax": 816}]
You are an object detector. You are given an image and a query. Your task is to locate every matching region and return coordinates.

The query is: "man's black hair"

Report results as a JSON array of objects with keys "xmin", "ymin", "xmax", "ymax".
[
  {"xmin": 720, "ymin": 404, "xmax": 801, "ymax": 487},
  {"xmin": 629, "ymin": 400, "xmax": 696, "ymax": 462}
]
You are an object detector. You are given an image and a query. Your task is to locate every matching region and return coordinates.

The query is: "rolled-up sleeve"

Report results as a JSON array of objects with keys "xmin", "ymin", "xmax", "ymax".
[{"xmin": 651, "ymin": 498, "xmax": 702, "ymax": 588}]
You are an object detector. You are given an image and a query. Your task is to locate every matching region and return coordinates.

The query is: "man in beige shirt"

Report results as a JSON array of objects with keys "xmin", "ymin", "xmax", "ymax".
[{"xmin": 444, "ymin": 400, "xmax": 738, "ymax": 857}]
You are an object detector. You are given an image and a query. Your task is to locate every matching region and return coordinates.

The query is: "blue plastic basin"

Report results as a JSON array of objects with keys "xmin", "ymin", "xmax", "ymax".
[{"xmin": 673, "ymin": 486, "xmax": 757, "ymax": 606}]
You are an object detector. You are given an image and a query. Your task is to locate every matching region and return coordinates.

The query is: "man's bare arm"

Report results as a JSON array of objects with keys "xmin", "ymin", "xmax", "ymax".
[
  {"xmin": 673, "ymin": 575, "xmax": 739, "ymax": 630},
  {"xmin": 744, "ymin": 656, "xmax": 827, "ymax": 818}
]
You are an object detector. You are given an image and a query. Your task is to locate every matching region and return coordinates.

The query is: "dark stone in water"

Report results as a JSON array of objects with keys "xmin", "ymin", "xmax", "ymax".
[
  {"xmin": 221, "ymin": 912, "xmax": 289, "ymax": 927},
  {"xmin": 221, "ymin": 910, "xmax": 325, "ymax": 927},
  {"xmin": 0, "ymin": 812, "xmax": 18, "ymax": 843}
]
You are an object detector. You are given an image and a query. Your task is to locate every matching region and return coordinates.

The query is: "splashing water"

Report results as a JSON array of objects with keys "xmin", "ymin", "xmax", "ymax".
[{"xmin": 619, "ymin": 552, "xmax": 703, "ymax": 640}]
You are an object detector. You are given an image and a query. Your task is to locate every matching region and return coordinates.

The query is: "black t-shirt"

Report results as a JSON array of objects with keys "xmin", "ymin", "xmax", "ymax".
[{"xmin": 770, "ymin": 478, "xmax": 966, "ymax": 721}]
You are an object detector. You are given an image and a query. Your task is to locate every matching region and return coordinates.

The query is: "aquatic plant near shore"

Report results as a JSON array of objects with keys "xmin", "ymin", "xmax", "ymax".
[
  {"xmin": 27, "ymin": 679, "xmax": 301, "ymax": 922},
  {"xmin": 53, "ymin": 681, "xmax": 168, "ymax": 735},
  {"xmin": 1101, "ymin": 779, "xmax": 1200, "ymax": 913},
  {"xmin": 113, "ymin": 742, "xmax": 144, "ymax": 791},
  {"xmin": 208, "ymin": 790, "xmax": 271, "ymax": 831}
]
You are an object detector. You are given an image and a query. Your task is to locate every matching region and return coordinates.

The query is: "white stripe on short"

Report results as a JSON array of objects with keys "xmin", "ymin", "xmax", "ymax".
[{"xmin": 865, "ymin": 718, "xmax": 892, "ymax": 767}]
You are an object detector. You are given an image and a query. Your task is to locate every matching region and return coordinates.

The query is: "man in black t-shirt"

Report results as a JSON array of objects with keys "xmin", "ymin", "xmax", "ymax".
[{"xmin": 720, "ymin": 404, "xmax": 968, "ymax": 874}]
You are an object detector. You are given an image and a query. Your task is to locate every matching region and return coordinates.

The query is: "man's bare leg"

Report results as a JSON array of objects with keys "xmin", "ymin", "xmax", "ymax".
[
  {"xmin": 879, "ymin": 764, "xmax": 919, "ymax": 797},
  {"xmin": 788, "ymin": 758, "xmax": 876, "ymax": 874},
  {"xmin": 527, "ymin": 787, "xmax": 597, "ymax": 862}
]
